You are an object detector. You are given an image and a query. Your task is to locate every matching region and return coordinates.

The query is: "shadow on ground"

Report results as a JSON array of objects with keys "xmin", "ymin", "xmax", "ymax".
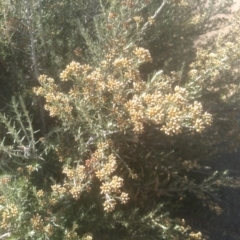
[{"xmin": 173, "ymin": 152, "xmax": 240, "ymax": 240}]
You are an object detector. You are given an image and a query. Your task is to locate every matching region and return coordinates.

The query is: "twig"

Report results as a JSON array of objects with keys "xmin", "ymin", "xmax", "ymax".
[
  {"xmin": 0, "ymin": 232, "xmax": 11, "ymax": 239},
  {"xmin": 140, "ymin": 0, "xmax": 167, "ymax": 35},
  {"xmin": 25, "ymin": 1, "xmax": 46, "ymax": 133}
]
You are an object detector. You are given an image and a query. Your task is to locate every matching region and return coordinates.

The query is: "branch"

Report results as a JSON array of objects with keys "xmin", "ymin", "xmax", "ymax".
[
  {"xmin": 25, "ymin": 1, "xmax": 47, "ymax": 134},
  {"xmin": 0, "ymin": 232, "xmax": 11, "ymax": 239},
  {"xmin": 140, "ymin": 0, "xmax": 167, "ymax": 35}
]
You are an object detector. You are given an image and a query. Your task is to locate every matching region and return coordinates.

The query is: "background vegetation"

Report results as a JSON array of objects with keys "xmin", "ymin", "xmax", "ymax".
[{"xmin": 0, "ymin": 0, "xmax": 239, "ymax": 239}]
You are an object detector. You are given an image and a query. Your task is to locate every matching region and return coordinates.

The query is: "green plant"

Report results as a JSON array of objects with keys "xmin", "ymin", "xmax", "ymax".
[{"xmin": 1, "ymin": 0, "xmax": 240, "ymax": 239}]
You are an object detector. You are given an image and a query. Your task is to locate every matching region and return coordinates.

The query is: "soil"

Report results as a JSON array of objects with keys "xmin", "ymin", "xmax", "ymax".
[{"xmin": 195, "ymin": 1, "xmax": 240, "ymax": 46}]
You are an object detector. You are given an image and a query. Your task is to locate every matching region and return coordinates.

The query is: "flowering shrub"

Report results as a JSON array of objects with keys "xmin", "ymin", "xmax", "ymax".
[
  {"xmin": 0, "ymin": 0, "xmax": 239, "ymax": 239},
  {"xmin": 34, "ymin": 40, "xmax": 213, "ymax": 212}
]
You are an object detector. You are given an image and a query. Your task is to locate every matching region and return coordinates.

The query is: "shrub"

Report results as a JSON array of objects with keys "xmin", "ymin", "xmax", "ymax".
[{"xmin": 0, "ymin": 0, "xmax": 239, "ymax": 239}]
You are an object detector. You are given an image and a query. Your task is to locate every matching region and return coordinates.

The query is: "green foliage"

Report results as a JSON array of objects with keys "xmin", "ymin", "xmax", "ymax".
[{"xmin": 0, "ymin": 0, "xmax": 240, "ymax": 239}]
